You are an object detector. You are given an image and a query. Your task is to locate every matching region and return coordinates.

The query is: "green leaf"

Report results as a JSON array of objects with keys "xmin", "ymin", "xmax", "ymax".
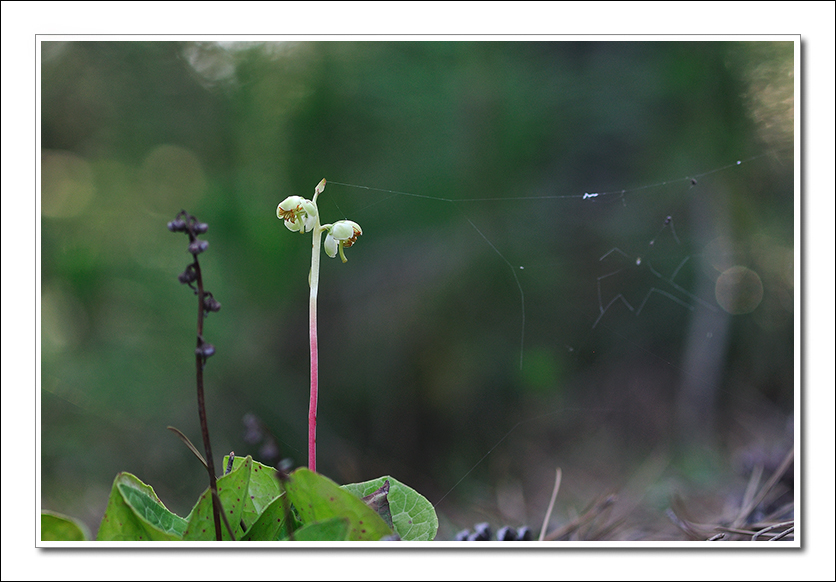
[
  {"xmin": 240, "ymin": 490, "xmax": 299, "ymax": 541},
  {"xmin": 183, "ymin": 455, "xmax": 252, "ymax": 540},
  {"xmin": 96, "ymin": 473, "xmax": 185, "ymax": 541},
  {"xmin": 342, "ymin": 475, "xmax": 438, "ymax": 541},
  {"xmin": 117, "ymin": 484, "xmax": 188, "ymax": 537},
  {"xmin": 357, "ymin": 480, "xmax": 394, "ymax": 530},
  {"xmin": 285, "ymin": 517, "xmax": 350, "ymax": 541},
  {"xmin": 224, "ymin": 455, "xmax": 284, "ymax": 531},
  {"xmin": 41, "ymin": 510, "xmax": 90, "ymax": 541},
  {"xmin": 284, "ymin": 468, "xmax": 393, "ymax": 541}
]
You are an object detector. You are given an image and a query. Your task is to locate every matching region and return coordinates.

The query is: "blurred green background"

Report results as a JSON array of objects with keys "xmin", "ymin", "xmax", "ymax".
[{"xmin": 40, "ymin": 40, "xmax": 794, "ymax": 539}]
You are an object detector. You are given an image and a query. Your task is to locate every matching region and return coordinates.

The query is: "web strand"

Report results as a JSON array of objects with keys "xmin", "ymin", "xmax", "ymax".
[
  {"xmin": 456, "ymin": 207, "xmax": 526, "ymax": 370},
  {"xmin": 328, "ymin": 150, "xmax": 782, "ymax": 205}
]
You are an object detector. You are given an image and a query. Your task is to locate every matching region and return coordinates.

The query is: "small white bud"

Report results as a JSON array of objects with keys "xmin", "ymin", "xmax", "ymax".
[{"xmin": 324, "ymin": 220, "xmax": 362, "ymax": 263}]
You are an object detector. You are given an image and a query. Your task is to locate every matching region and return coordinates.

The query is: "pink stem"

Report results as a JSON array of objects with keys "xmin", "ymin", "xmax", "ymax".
[{"xmin": 308, "ymin": 295, "xmax": 318, "ymax": 473}]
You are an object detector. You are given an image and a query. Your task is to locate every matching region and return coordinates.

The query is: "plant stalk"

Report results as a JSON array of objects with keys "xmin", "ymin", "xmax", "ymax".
[
  {"xmin": 308, "ymin": 223, "xmax": 323, "ymax": 473},
  {"xmin": 193, "ymin": 259, "xmax": 224, "ymax": 540}
]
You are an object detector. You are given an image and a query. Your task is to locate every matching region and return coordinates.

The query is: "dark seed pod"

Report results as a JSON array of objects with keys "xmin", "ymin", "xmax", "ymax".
[
  {"xmin": 178, "ymin": 267, "xmax": 197, "ymax": 284},
  {"xmin": 167, "ymin": 218, "xmax": 187, "ymax": 232},
  {"xmin": 454, "ymin": 529, "xmax": 471, "ymax": 541},
  {"xmin": 468, "ymin": 522, "xmax": 491, "ymax": 541},
  {"xmin": 196, "ymin": 343, "xmax": 216, "ymax": 358},
  {"xmin": 193, "ymin": 222, "xmax": 209, "ymax": 234},
  {"xmin": 203, "ymin": 295, "xmax": 221, "ymax": 312},
  {"xmin": 188, "ymin": 240, "xmax": 209, "ymax": 255},
  {"xmin": 516, "ymin": 526, "xmax": 533, "ymax": 541},
  {"xmin": 496, "ymin": 526, "xmax": 517, "ymax": 541}
]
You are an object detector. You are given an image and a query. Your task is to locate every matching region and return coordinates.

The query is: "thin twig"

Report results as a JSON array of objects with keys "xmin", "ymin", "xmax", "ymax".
[
  {"xmin": 544, "ymin": 494, "xmax": 616, "ymax": 541},
  {"xmin": 166, "ymin": 426, "xmax": 208, "ymax": 469},
  {"xmin": 734, "ymin": 463, "xmax": 764, "ymax": 527},
  {"xmin": 170, "ymin": 211, "xmax": 232, "ymax": 541},
  {"xmin": 769, "ymin": 526, "xmax": 794, "ymax": 541},
  {"xmin": 192, "ymin": 257, "xmax": 226, "ymax": 540},
  {"xmin": 666, "ymin": 507, "xmax": 705, "ymax": 541},
  {"xmin": 539, "ymin": 468, "xmax": 562, "ymax": 541},
  {"xmin": 734, "ymin": 449, "xmax": 793, "ymax": 528},
  {"xmin": 715, "ymin": 525, "xmax": 762, "ymax": 537},
  {"xmin": 752, "ymin": 520, "xmax": 795, "ymax": 542},
  {"xmin": 587, "ymin": 515, "xmax": 625, "ymax": 541},
  {"xmin": 762, "ymin": 500, "xmax": 795, "ymax": 523}
]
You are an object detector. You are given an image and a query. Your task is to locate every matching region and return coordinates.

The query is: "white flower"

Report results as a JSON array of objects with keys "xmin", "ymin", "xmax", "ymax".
[
  {"xmin": 324, "ymin": 220, "xmax": 362, "ymax": 263},
  {"xmin": 277, "ymin": 196, "xmax": 317, "ymax": 233}
]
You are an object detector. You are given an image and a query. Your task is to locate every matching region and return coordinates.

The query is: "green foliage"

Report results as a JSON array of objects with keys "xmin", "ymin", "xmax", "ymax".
[
  {"xmin": 41, "ymin": 510, "xmax": 90, "ymax": 541},
  {"xmin": 96, "ymin": 473, "xmax": 184, "ymax": 540},
  {"xmin": 289, "ymin": 517, "xmax": 350, "ymax": 541},
  {"xmin": 51, "ymin": 455, "xmax": 436, "ymax": 542},
  {"xmin": 239, "ymin": 494, "xmax": 298, "ymax": 541},
  {"xmin": 182, "ymin": 456, "xmax": 251, "ymax": 540},
  {"xmin": 343, "ymin": 475, "xmax": 439, "ymax": 541},
  {"xmin": 283, "ymin": 468, "xmax": 392, "ymax": 541}
]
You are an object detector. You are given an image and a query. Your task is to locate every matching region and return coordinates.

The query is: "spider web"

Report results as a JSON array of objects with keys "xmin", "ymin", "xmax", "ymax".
[
  {"xmin": 324, "ymin": 147, "xmax": 794, "ymax": 513},
  {"xmin": 328, "ymin": 150, "xmax": 783, "ymax": 362}
]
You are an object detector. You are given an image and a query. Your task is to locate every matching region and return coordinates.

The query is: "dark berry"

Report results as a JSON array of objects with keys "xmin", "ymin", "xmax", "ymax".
[
  {"xmin": 193, "ymin": 222, "xmax": 209, "ymax": 234},
  {"xmin": 468, "ymin": 522, "xmax": 491, "ymax": 541},
  {"xmin": 167, "ymin": 218, "xmax": 187, "ymax": 232},
  {"xmin": 454, "ymin": 529, "xmax": 471, "ymax": 541},
  {"xmin": 496, "ymin": 526, "xmax": 517, "ymax": 541},
  {"xmin": 516, "ymin": 526, "xmax": 533, "ymax": 541},
  {"xmin": 188, "ymin": 240, "xmax": 209, "ymax": 255},
  {"xmin": 178, "ymin": 267, "xmax": 197, "ymax": 284},
  {"xmin": 196, "ymin": 343, "xmax": 215, "ymax": 358},
  {"xmin": 203, "ymin": 295, "xmax": 221, "ymax": 312}
]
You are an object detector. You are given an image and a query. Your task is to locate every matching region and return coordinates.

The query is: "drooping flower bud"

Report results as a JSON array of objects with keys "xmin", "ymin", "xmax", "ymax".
[
  {"xmin": 188, "ymin": 239, "xmax": 209, "ymax": 255},
  {"xmin": 516, "ymin": 526, "xmax": 533, "ymax": 541},
  {"xmin": 203, "ymin": 294, "xmax": 221, "ymax": 313},
  {"xmin": 167, "ymin": 218, "xmax": 187, "ymax": 232},
  {"xmin": 196, "ymin": 343, "xmax": 215, "ymax": 358},
  {"xmin": 178, "ymin": 265, "xmax": 197, "ymax": 284},
  {"xmin": 324, "ymin": 220, "xmax": 362, "ymax": 263}
]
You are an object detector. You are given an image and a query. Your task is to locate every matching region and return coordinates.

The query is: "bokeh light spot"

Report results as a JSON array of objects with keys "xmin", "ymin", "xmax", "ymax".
[
  {"xmin": 41, "ymin": 150, "xmax": 95, "ymax": 218},
  {"xmin": 715, "ymin": 266, "xmax": 764, "ymax": 315},
  {"xmin": 139, "ymin": 144, "xmax": 206, "ymax": 209}
]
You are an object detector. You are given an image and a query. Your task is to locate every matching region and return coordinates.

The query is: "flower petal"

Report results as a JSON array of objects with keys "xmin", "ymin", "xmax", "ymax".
[
  {"xmin": 324, "ymin": 234, "xmax": 338, "ymax": 258},
  {"xmin": 329, "ymin": 221, "xmax": 354, "ymax": 241}
]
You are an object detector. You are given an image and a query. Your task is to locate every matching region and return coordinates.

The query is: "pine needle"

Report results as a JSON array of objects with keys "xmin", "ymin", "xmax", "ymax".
[{"xmin": 539, "ymin": 468, "xmax": 562, "ymax": 541}]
